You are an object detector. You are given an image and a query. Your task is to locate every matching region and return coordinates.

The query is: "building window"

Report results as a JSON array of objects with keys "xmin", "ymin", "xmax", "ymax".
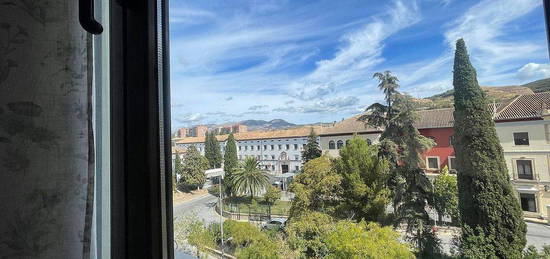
[
  {"xmin": 239, "ymin": 146, "xmax": 242, "ymax": 151},
  {"xmin": 295, "ymin": 166, "xmax": 299, "ymax": 171},
  {"xmin": 272, "ymin": 165, "xmax": 275, "ymax": 170},
  {"xmin": 271, "ymin": 145, "xmax": 274, "ymax": 150},
  {"xmin": 286, "ymin": 144, "xmax": 290, "ymax": 150},
  {"xmin": 294, "ymin": 155, "xmax": 299, "ymax": 160},
  {"xmin": 264, "ymin": 155, "xmax": 268, "ymax": 159},
  {"xmin": 427, "ymin": 157, "xmax": 439, "ymax": 170},
  {"xmin": 516, "ymin": 160, "xmax": 534, "ymax": 180},
  {"xmin": 278, "ymin": 144, "xmax": 282, "ymax": 150},
  {"xmin": 257, "ymin": 145, "xmax": 261, "ymax": 150},
  {"xmin": 367, "ymin": 139, "xmax": 372, "ymax": 145},
  {"xmin": 336, "ymin": 140, "xmax": 344, "ymax": 149},
  {"xmin": 448, "ymin": 156, "xmax": 456, "ymax": 172},
  {"xmin": 449, "ymin": 136, "xmax": 454, "ymax": 146},
  {"xmin": 264, "ymin": 145, "xmax": 267, "ymax": 150},
  {"xmin": 514, "ymin": 132, "xmax": 529, "ymax": 145},
  {"xmin": 245, "ymin": 146, "xmax": 248, "ymax": 151},
  {"xmin": 520, "ymin": 193, "xmax": 537, "ymax": 212},
  {"xmin": 302, "ymin": 144, "xmax": 306, "ymax": 149},
  {"xmin": 251, "ymin": 146, "xmax": 254, "ymax": 151},
  {"xmin": 271, "ymin": 155, "xmax": 275, "ymax": 160},
  {"xmin": 329, "ymin": 140, "xmax": 335, "ymax": 149},
  {"xmin": 294, "ymin": 144, "xmax": 298, "ymax": 150}
]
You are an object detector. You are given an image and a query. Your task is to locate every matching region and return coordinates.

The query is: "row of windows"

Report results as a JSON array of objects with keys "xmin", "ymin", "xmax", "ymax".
[
  {"xmin": 238, "ymin": 144, "xmax": 303, "ymax": 151},
  {"xmin": 426, "ymin": 156, "xmax": 536, "ymax": 181},
  {"xmin": 327, "ymin": 139, "xmax": 372, "ymax": 149},
  {"xmin": 238, "ymin": 154, "xmax": 301, "ymax": 161},
  {"xmin": 260, "ymin": 165, "xmax": 301, "ymax": 171}
]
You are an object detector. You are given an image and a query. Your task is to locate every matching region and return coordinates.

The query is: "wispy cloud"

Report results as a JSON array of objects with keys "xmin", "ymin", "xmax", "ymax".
[{"xmin": 518, "ymin": 63, "xmax": 550, "ymax": 81}]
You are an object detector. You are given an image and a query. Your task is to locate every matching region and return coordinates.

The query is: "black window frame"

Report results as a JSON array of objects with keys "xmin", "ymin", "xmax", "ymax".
[
  {"xmin": 516, "ymin": 160, "xmax": 534, "ymax": 180},
  {"xmin": 519, "ymin": 193, "xmax": 537, "ymax": 212},
  {"xmin": 427, "ymin": 157, "xmax": 439, "ymax": 170},
  {"xmin": 328, "ymin": 140, "xmax": 335, "ymax": 149},
  {"xmin": 513, "ymin": 132, "xmax": 530, "ymax": 146},
  {"xmin": 109, "ymin": 0, "xmax": 173, "ymax": 258}
]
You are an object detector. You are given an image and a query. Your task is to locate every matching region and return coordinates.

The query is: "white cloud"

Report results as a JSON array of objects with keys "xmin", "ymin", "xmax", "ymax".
[
  {"xmin": 175, "ymin": 113, "xmax": 205, "ymax": 125},
  {"xmin": 170, "ymin": 7, "xmax": 216, "ymax": 25},
  {"xmin": 273, "ymin": 96, "xmax": 360, "ymax": 114},
  {"xmin": 518, "ymin": 63, "xmax": 550, "ymax": 81},
  {"xmin": 292, "ymin": 1, "xmax": 420, "ymax": 96}
]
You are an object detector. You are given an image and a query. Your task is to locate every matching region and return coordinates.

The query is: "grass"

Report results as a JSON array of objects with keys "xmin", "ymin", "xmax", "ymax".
[{"xmin": 224, "ymin": 196, "xmax": 291, "ymax": 216}]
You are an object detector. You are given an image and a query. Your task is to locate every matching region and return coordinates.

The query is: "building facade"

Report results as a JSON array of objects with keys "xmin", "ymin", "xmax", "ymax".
[{"xmin": 173, "ymin": 92, "xmax": 550, "ymax": 219}]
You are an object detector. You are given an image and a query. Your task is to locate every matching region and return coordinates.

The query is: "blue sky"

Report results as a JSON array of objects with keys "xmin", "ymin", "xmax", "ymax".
[{"xmin": 169, "ymin": 0, "xmax": 548, "ymax": 129}]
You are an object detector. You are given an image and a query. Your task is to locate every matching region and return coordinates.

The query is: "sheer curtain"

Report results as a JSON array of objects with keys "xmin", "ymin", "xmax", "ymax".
[{"xmin": 0, "ymin": 0, "xmax": 94, "ymax": 258}]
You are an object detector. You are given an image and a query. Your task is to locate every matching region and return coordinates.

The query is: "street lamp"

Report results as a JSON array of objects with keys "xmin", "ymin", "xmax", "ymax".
[{"xmin": 205, "ymin": 168, "xmax": 225, "ymax": 258}]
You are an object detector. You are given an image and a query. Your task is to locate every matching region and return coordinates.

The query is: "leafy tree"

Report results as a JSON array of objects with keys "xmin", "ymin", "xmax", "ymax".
[
  {"xmin": 333, "ymin": 136, "xmax": 391, "ymax": 222},
  {"xmin": 263, "ymin": 186, "xmax": 281, "ymax": 206},
  {"xmin": 236, "ymin": 239, "xmax": 280, "ymax": 259},
  {"xmin": 301, "ymin": 128, "xmax": 322, "ymax": 163},
  {"xmin": 289, "ymin": 156, "xmax": 342, "ymax": 218},
  {"xmin": 231, "ymin": 157, "xmax": 269, "ymax": 199},
  {"xmin": 323, "ymin": 221, "xmax": 414, "ymax": 259},
  {"xmin": 184, "ymin": 217, "xmax": 216, "ymax": 257},
  {"xmin": 204, "ymin": 132, "xmax": 222, "ymax": 169},
  {"xmin": 452, "ymin": 39, "xmax": 526, "ymax": 258},
  {"xmin": 223, "ymin": 220, "xmax": 266, "ymax": 248},
  {"xmin": 286, "ymin": 211, "xmax": 334, "ymax": 258},
  {"xmin": 223, "ymin": 133, "xmax": 239, "ymax": 195},
  {"xmin": 173, "ymin": 152, "xmax": 184, "ymax": 191},
  {"xmin": 523, "ymin": 245, "xmax": 550, "ymax": 259},
  {"xmin": 181, "ymin": 146, "xmax": 208, "ymax": 190},
  {"xmin": 432, "ymin": 166, "xmax": 458, "ymax": 224}
]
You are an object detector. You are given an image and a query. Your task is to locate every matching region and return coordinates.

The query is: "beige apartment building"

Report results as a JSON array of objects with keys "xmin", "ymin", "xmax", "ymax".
[{"xmin": 494, "ymin": 93, "xmax": 550, "ymax": 220}]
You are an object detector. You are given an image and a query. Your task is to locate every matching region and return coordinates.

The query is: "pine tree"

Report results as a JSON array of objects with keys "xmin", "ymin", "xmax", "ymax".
[
  {"xmin": 204, "ymin": 132, "xmax": 222, "ymax": 169},
  {"xmin": 452, "ymin": 39, "xmax": 526, "ymax": 258},
  {"xmin": 301, "ymin": 128, "xmax": 322, "ymax": 163}
]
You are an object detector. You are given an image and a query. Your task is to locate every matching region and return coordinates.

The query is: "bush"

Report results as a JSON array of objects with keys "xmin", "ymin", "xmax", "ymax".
[
  {"xmin": 208, "ymin": 184, "xmax": 220, "ymax": 197},
  {"xmin": 236, "ymin": 239, "xmax": 280, "ymax": 259},
  {"xmin": 223, "ymin": 220, "xmax": 267, "ymax": 248},
  {"xmin": 523, "ymin": 245, "xmax": 550, "ymax": 259}
]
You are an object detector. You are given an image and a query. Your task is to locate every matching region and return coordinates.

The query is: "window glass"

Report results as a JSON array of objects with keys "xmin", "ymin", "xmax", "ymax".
[
  {"xmin": 520, "ymin": 193, "xmax": 537, "ymax": 212},
  {"xmin": 514, "ymin": 132, "xmax": 529, "ymax": 145},
  {"xmin": 336, "ymin": 140, "xmax": 344, "ymax": 149},
  {"xmin": 448, "ymin": 157, "xmax": 456, "ymax": 172},
  {"xmin": 329, "ymin": 141, "xmax": 335, "ymax": 149},
  {"xmin": 427, "ymin": 157, "xmax": 439, "ymax": 169},
  {"xmin": 294, "ymin": 144, "xmax": 298, "ymax": 150},
  {"xmin": 516, "ymin": 160, "xmax": 533, "ymax": 180}
]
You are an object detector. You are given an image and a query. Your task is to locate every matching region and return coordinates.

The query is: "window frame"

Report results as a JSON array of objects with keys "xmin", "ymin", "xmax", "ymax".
[
  {"xmin": 426, "ymin": 156, "xmax": 440, "ymax": 170},
  {"xmin": 109, "ymin": 0, "xmax": 173, "ymax": 257},
  {"xmin": 519, "ymin": 192, "xmax": 538, "ymax": 213},
  {"xmin": 516, "ymin": 159, "xmax": 535, "ymax": 180},
  {"xmin": 328, "ymin": 140, "xmax": 335, "ymax": 149},
  {"xmin": 513, "ymin": 132, "xmax": 530, "ymax": 146},
  {"xmin": 336, "ymin": 140, "xmax": 344, "ymax": 149}
]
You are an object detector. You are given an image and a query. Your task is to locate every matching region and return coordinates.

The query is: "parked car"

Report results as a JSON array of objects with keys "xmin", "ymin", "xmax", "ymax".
[{"xmin": 261, "ymin": 218, "xmax": 287, "ymax": 230}]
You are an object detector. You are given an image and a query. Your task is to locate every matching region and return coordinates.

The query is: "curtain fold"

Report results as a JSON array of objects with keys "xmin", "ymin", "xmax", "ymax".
[{"xmin": 0, "ymin": 0, "xmax": 94, "ymax": 258}]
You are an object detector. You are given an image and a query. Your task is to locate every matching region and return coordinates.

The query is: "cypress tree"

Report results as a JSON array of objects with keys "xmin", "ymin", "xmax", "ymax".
[
  {"xmin": 301, "ymin": 128, "xmax": 322, "ymax": 163},
  {"xmin": 452, "ymin": 39, "xmax": 526, "ymax": 258},
  {"xmin": 224, "ymin": 133, "xmax": 238, "ymax": 176},
  {"xmin": 204, "ymin": 132, "xmax": 222, "ymax": 168}
]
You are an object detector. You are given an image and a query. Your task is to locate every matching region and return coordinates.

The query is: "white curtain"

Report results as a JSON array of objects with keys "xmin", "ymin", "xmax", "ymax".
[{"xmin": 0, "ymin": 0, "xmax": 94, "ymax": 258}]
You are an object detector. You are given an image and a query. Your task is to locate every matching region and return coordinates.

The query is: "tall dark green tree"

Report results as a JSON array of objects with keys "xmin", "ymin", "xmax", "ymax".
[
  {"xmin": 301, "ymin": 128, "xmax": 322, "ymax": 163},
  {"xmin": 205, "ymin": 132, "xmax": 222, "ymax": 169},
  {"xmin": 174, "ymin": 151, "xmax": 184, "ymax": 191},
  {"xmin": 223, "ymin": 133, "xmax": 239, "ymax": 196},
  {"xmin": 452, "ymin": 39, "xmax": 526, "ymax": 258}
]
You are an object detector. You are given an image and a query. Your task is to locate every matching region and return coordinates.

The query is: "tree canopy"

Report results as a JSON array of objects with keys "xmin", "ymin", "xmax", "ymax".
[
  {"xmin": 204, "ymin": 132, "xmax": 222, "ymax": 169},
  {"xmin": 231, "ymin": 157, "xmax": 269, "ymax": 199},
  {"xmin": 180, "ymin": 146, "xmax": 208, "ymax": 189},
  {"xmin": 301, "ymin": 128, "xmax": 322, "ymax": 164},
  {"xmin": 452, "ymin": 38, "xmax": 526, "ymax": 258}
]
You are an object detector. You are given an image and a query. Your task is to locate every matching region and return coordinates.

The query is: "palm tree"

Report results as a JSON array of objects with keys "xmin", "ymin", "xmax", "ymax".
[{"xmin": 231, "ymin": 157, "xmax": 269, "ymax": 199}]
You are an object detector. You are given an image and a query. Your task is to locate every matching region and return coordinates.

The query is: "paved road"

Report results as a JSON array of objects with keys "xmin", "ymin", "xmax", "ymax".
[
  {"xmin": 173, "ymin": 193, "xmax": 220, "ymax": 224},
  {"xmin": 173, "ymin": 194, "xmax": 221, "ymax": 259},
  {"xmin": 438, "ymin": 222, "xmax": 550, "ymax": 253}
]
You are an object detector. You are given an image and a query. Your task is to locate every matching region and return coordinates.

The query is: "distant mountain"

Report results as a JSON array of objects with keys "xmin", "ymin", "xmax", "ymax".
[
  {"xmin": 239, "ymin": 119, "xmax": 297, "ymax": 131},
  {"xmin": 522, "ymin": 78, "xmax": 550, "ymax": 93},
  {"xmin": 414, "ymin": 78, "xmax": 550, "ymax": 109}
]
